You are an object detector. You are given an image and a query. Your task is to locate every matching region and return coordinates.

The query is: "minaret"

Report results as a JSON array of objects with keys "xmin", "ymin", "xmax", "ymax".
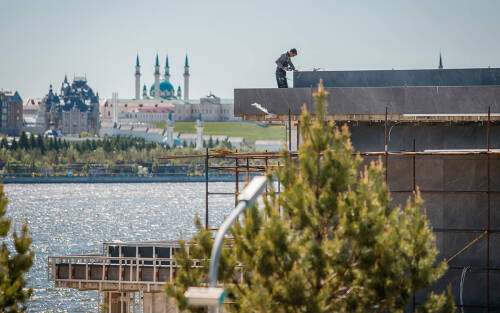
[
  {"xmin": 183, "ymin": 54, "xmax": 190, "ymax": 101},
  {"xmin": 164, "ymin": 55, "xmax": 170, "ymax": 82},
  {"xmin": 142, "ymin": 85, "xmax": 148, "ymax": 99},
  {"xmin": 154, "ymin": 53, "xmax": 160, "ymax": 99},
  {"xmin": 177, "ymin": 86, "xmax": 182, "ymax": 99},
  {"xmin": 167, "ymin": 112, "xmax": 174, "ymax": 146},
  {"xmin": 438, "ymin": 53, "xmax": 444, "ymax": 70},
  {"xmin": 196, "ymin": 113, "xmax": 203, "ymax": 149},
  {"xmin": 135, "ymin": 54, "xmax": 141, "ymax": 99}
]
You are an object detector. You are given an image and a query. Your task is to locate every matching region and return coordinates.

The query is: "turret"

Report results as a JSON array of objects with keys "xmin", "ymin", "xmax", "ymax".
[
  {"xmin": 135, "ymin": 54, "xmax": 141, "ymax": 99},
  {"xmin": 177, "ymin": 86, "xmax": 182, "ymax": 99},
  {"xmin": 164, "ymin": 55, "xmax": 170, "ymax": 82},
  {"xmin": 154, "ymin": 53, "xmax": 160, "ymax": 99},
  {"xmin": 196, "ymin": 113, "xmax": 203, "ymax": 149},
  {"xmin": 167, "ymin": 112, "xmax": 174, "ymax": 146},
  {"xmin": 183, "ymin": 54, "xmax": 190, "ymax": 101},
  {"xmin": 142, "ymin": 85, "xmax": 148, "ymax": 99},
  {"xmin": 438, "ymin": 53, "xmax": 444, "ymax": 70}
]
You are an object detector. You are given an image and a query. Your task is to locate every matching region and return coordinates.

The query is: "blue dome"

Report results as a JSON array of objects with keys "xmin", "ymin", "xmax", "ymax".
[{"xmin": 150, "ymin": 80, "xmax": 174, "ymax": 93}]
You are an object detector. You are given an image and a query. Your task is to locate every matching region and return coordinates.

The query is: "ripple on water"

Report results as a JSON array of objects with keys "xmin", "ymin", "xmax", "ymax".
[{"xmin": 5, "ymin": 182, "xmax": 234, "ymax": 312}]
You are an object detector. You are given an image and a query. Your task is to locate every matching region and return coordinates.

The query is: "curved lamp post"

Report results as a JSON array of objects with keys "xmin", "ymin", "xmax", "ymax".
[{"xmin": 185, "ymin": 176, "xmax": 267, "ymax": 308}]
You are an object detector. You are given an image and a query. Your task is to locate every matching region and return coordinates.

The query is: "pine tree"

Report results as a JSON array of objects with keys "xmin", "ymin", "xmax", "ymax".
[
  {"xmin": 10, "ymin": 139, "xmax": 18, "ymax": 151},
  {"xmin": 36, "ymin": 135, "xmax": 45, "ymax": 155},
  {"xmin": 0, "ymin": 137, "xmax": 8, "ymax": 150},
  {"xmin": 18, "ymin": 132, "xmax": 28, "ymax": 150},
  {"xmin": 28, "ymin": 134, "xmax": 36, "ymax": 150},
  {"xmin": 0, "ymin": 182, "xmax": 34, "ymax": 312},
  {"xmin": 166, "ymin": 81, "xmax": 454, "ymax": 313}
]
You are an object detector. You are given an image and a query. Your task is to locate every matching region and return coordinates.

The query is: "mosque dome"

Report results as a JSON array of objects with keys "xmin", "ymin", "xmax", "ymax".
[{"xmin": 150, "ymin": 80, "xmax": 175, "ymax": 93}]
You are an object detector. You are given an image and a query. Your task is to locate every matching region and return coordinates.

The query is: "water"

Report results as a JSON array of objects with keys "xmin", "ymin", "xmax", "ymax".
[{"xmin": 4, "ymin": 183, "xmax": 235, "ymax": 312}]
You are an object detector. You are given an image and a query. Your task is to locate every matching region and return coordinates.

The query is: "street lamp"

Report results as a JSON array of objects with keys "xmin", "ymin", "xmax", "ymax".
[
  {"xmin": 184, "ymin": 176, "xmax": 267, "ymax": 308},
  {"xmin": 184, "ymin": 287, "xmax": 227, "ymax": 307}
]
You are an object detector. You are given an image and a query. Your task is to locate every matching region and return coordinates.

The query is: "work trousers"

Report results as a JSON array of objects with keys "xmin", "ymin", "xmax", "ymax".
[{"xmin": 276, "ymin": 71, "xmax": 288, "ymax": 88}]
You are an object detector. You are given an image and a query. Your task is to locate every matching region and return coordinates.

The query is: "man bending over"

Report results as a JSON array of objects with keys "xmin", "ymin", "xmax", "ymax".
[{"xmin": 275, "ymin": 48, "xmax": 298, "ymax": 88}]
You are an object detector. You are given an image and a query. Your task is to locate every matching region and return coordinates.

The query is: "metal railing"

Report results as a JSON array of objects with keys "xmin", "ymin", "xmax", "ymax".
[{"xmin": 48, "ymin": 255, "xmax": 186, "ymax": 284}]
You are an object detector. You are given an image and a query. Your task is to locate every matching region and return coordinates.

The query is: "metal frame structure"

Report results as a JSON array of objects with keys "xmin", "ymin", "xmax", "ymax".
[
  {"xmin": 48, "ymin": 108, "xmax": 500, "ymax": 311},
  {"xmin": 158, "ymin": 107, "xmax": 499, "ymax": 311}
]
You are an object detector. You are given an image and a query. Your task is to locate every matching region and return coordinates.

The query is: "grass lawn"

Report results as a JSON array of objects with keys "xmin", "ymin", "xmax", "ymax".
[{"xmin": 152, "ymin": 121, "xmax": 285, "ymax": 143}]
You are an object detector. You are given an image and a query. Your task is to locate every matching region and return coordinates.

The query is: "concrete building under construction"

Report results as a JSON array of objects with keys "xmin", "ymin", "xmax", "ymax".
[
  {"xmin": 48, "ymin": 62, "xmax": 500, "ymax": 312},
  {"xmin": 233, "ymin": 64, "xmax": 500, "ymax": 312}
]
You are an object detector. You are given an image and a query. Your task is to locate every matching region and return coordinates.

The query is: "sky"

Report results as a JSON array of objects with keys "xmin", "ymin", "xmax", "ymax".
[{"xmin": 1, "ymin": 0, "xmax": 499, "ymax": 100}]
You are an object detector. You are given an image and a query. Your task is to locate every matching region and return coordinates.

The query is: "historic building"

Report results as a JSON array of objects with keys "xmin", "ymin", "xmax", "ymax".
[
  {"xmin": 101, "ymin": 54, "xmax": 234, "ymax": 123},
  {"xmin": 135, "ymin": 53, "xmax": 188, "ymax": 101},
  {"xmin": 37, "ymin": 76, "xmax": 100, "ymax": 135},
  {"xmin": 0, "ymin": 90, "xmax": 23, "ymax": 135}
]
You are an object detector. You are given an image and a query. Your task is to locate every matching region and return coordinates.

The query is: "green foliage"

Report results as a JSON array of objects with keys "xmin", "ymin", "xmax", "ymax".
[
  {"xmin": 166, "ymin": 81, "xmax": 454, "ymax": 313},
  {"xmin": 18, "ymin": 132, "xmax": 28, "ymax": 150},
  {"xmin": 0, "ymin": 182, "xmax": 34, "ymax": 312}
]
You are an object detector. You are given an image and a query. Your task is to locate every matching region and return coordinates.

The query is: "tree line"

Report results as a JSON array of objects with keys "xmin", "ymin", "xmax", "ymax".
[{"xmin": 0, "ymin": 132, "xmax": 237, "ymax": 175}]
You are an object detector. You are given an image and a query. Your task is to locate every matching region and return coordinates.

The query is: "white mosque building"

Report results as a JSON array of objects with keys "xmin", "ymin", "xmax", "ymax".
[{"xmin": 101, "ymin": 53, "xmax": 234, "ymax": 123}]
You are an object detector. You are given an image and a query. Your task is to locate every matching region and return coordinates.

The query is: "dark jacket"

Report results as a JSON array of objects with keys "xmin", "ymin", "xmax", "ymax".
[{"xmin": 276, "ymin": 52, "xmax": 295, "ymax": 73}]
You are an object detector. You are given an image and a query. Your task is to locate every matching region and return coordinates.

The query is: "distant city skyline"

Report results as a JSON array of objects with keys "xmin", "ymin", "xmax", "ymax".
[{"xmin": 1, "ymin": 0, "xmax": 499, "ymax": 99}]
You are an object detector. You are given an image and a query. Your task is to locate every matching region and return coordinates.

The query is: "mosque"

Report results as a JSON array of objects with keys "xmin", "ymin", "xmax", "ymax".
[
  {"xmin": 136, "ymin": 53, "xmax": 188, "ymax": 101},
  {"xmin": 101, "ymin": 53, "xmax": 234, "ymax": 122}
]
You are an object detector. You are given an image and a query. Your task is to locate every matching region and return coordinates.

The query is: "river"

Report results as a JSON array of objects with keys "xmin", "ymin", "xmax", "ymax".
[{"xmin": 4, "ymin": 183, "xmax": 236, "ymax": 312}]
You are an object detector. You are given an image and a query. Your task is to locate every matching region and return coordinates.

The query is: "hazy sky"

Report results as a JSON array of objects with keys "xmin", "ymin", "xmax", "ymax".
[{"xmin": 1, "ymin": 0, "xmax": 499, "ymax": 100}]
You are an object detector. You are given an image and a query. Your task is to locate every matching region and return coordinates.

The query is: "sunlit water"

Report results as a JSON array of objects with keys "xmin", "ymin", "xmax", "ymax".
[{"xmin": 4, "ymin": 183, "xmax": 236, "ymax": 312}]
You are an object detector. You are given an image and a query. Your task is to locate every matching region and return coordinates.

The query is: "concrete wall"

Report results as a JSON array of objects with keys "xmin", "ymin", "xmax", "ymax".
[
  {"xmin": 234, "ymin": 86, "xmax": 500, "ymax": 116},
  {"xmin": 293, "ymin": 68, "xmax": 500, "ymax": 88},
  {"xmin": 348, "ymin": 123, "xmax": 500, "ymax": 152},
  {"xmin": 360, "ymin": 154, "xmax": 500, "ymax": 310}
]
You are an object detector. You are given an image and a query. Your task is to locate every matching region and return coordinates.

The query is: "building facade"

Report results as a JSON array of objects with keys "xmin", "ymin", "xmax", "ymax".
[
  {"xmin": 0, "ymin": 91, "xmax": 23, "ymax": 135},
  {"xmin": 37, "ymin": 76, "xmax": 100, "ymax": 135}
]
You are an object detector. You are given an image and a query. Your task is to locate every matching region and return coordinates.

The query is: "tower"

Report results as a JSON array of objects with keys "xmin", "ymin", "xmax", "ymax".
[
  {"xmin": 135, "ymin": 54, "xmax": 141, "ymax": 100},
  {"xmin": 177, "ymin": 86, "xmax": 182, "ymax": 99},
  {"xmin": 196, "ymin": 113, "xmax": 203, "ymax": 149},
  {"xmin": 167, "ymin": 112, "xmax": 174, "ymax": 146},
  {"xmin": 183, "ymin": 54, "xmax": 190, "ymax": 101},
  {"xmin": 154, "ymin": 53, "xmax": 160, "ymax": 99},
  {"xmin": 142, "ymin": 85, "xmax": 148, "ymax": 99},
  {"xmin": 438, "ymin": 53, "xmax": 443, "ymax": 70},
  {"xmin": 164, "ymin": 55, "xmax": 170, "ymax": 82}
]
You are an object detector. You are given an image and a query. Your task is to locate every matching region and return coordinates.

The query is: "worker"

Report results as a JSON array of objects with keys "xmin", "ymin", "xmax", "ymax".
[{"xmin": 275, "ymin": 48, "xmax": 298, "ymax": 88}]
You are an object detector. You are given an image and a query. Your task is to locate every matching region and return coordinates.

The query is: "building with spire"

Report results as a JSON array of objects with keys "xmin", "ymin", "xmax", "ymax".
[
  {"xmin": 135, "ymin": 54, "xmax": 141, "ymax": 100},
  {"xmin": 164, "ymin": 55, "xmax": 170, "ymax": 82},
  {"xmin": 101, "ymin": 53, "xmax": 235, "ymax": 123},
  {"xmin": 183, "ymin": 54, "xmax": 190, "ymax": 101},
  {"xmin": 37, "ymin": 76, "xmax": 100, "ymax": 135},
  {"xmin": 438, "ymin": 53, "xmax": 444, "ymax": 69},
  {"xmin": 153, "ymin": 53, "xmax": 161, "ymax": 99}
]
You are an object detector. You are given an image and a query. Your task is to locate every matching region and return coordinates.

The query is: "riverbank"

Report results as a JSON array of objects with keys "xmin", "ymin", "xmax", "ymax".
[{"xmin": 0, "ymin": 175, "xmax": 245, "ymax": 184}]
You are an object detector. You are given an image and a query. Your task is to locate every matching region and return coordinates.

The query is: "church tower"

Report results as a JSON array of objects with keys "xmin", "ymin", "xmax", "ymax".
[
  {"xmin": 164, "ymin": 55, "xmax": 170, "ymax": 82},
  {"xmin": 154, "ymin": 53, "xmax": 160, "ymax": 99},
  {"xmin": 183, "ymin": 54, "xmax": 190, "ymax": 101},
  {"xmin": 135, "ymin": 54, "xmax": 141, "ymax": 100}
]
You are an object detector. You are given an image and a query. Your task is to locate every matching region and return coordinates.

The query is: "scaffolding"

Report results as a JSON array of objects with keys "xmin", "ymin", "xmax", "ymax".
[
  {"xmin": 158, "ymin": 107, "xmax": 499, "ymax": 311},
  {"xmin": 48, "ymin": 107, "xmax": 500, "ymax": 311}
]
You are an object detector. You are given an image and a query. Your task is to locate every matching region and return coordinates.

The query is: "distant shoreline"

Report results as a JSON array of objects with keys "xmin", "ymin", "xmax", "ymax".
[{"xmin": 0, "ymin": 175, "xmax": 245, "ymax": 184}]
